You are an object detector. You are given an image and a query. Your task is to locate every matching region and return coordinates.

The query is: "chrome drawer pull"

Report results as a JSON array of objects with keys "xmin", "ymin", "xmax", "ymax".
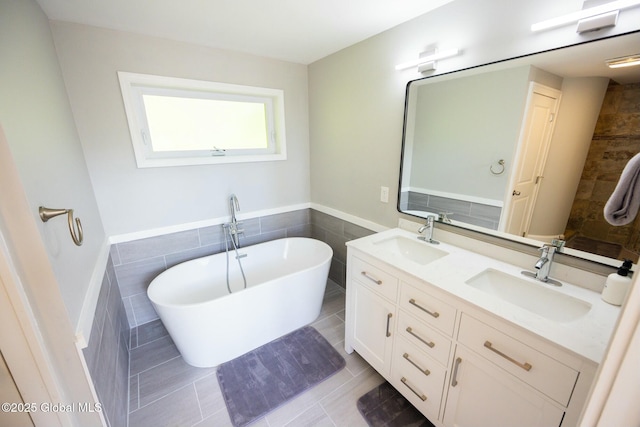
[
  {"xmin": 484, "ymin": 341, "xmax": 532, "ymax": 372},
  {"xmin": 451, "ymin": 357, "xmax": 462, "ymax": 387},
  {"xmin": 409, "ymin": 298, "xmax": 440, "ymax": 318},
  {"xmin": 406, "ymin": 327, "xmax": 435, "ymax": 348},
  {"xmin": 386, "ymin": 313, "xmax": 393, "ymax": 337},
  {"xmin": 403, "ymin": 352, "xmax": 430, "ymax": 376},
  {"xmin": 361, "ymin": 271, "xmax": 382, "ymax": 285},
  {"xmin": 401, "ymin": 377, "xmax": 427, "ymax": 401}
]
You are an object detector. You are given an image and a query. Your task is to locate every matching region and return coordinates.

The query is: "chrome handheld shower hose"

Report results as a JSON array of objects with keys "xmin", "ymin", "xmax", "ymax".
[{"xmin": 223, "ymin": 224, "xmax": 247, "ymax": 293}]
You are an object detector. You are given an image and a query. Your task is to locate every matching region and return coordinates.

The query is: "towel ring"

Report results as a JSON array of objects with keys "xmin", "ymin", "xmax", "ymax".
[
  {"xmin": 490, "ymin": 159, "xmax": 505, "ymax": 175},
  {"xmin": 39, "ymin": 206, "xmax": 84, "ymax": 246}
]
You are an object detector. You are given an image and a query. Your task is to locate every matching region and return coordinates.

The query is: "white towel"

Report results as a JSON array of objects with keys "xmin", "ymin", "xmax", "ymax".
[{"xmin": 604, "ymin": 152, "xmax": 640, "ymax": 226}]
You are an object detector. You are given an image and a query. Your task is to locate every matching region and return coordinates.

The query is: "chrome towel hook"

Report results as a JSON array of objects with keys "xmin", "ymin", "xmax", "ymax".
[
  {"xmin": 39, "ymin": 206, "xmax": 84, "ymax": 246},
  {"xmin": 490, "ymin": 159, "xmax": 505, "ymax": 175}
]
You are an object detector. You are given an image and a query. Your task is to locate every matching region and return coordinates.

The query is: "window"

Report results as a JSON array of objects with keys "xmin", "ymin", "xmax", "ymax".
[{"xmin": 118, "ymin": 72, "xmax": 286, "ymax": 167}]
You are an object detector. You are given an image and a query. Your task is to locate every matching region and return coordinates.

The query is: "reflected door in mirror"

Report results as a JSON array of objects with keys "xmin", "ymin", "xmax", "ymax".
[{"xmin": 503, "ymin": 84, "xmax": 561, "ymax": 237}]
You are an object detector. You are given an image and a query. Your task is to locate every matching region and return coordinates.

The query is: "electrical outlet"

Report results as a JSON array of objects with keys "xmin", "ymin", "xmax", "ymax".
[{"xmin": 380, "ymin": 186, "xmax": 389, "ymax": 203}]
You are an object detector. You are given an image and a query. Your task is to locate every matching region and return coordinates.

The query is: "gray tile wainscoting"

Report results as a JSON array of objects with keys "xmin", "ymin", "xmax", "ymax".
[
  {"xmin": 310, "ymin": 210, "xmax": 374, "ymax": 287},
  {"xmin": 111, "ymin": 208, "xmax": 375, "ymax": 328},
  {"xmin": 83, "ymin": 255, "xmax": 130, "ymax": 427},
  {"xmin": 401, "ymin": 191, "xmax": 502, "ymax": 230}
]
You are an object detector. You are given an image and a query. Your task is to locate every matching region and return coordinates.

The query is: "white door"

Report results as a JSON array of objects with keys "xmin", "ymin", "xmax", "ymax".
[
  {"xmin": 502, "ymin": 83, "xmax": 561, "ymax": 237},
  {"xmin": 0, "ymin": 126, "xmax": 99, "ymax": 427},
  {"xmin": 352, "ymin": 284, "xmax": 395, "ymax": 375},
  {"xmin": 443, "ymin": 346, "xmax": 564, "ymax": 427}
]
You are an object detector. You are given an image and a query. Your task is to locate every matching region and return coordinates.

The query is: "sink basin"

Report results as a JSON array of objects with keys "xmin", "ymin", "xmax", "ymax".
[
  {"xmin": 373, "ymin": 236, "xmax": 448, "ymax": 265},
  {"xmin": 465, "ymin": 268, "xmax": 592, "ymax": 322}
]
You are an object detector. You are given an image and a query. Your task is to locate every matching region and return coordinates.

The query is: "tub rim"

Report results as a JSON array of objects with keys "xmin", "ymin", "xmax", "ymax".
[{"xmin": 147, "ymin": 237, "xmax": 333, "ymax": 309}]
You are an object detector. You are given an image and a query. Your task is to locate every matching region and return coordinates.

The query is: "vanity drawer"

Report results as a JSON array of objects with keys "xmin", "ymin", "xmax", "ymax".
[
  {"xmin": 351, "ymin": 256, "xmax": 399, "ymax": 302},
  {"xmin": 400, "ymin": 282, "xmax": 457, "ymax": 336},
  {"xmin": 397, "ymin": 311, "xmax": 451, "ymax": 366},
  {"xmin": 391, "ymin": 336, "xmax": 447, "ymax": 420},
  {"xmin": 458, "ymin": 314, "xmax": 578, "ymax": 406}
]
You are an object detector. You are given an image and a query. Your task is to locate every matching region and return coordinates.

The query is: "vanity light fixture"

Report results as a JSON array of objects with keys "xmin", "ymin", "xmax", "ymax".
[
  {"xmin": 605, "ymin": 53, "xmax": 640, "ymax": 68},
  {"xmin": 575, "ymin": 10, "xmax": 618, "ymax": 33},
  {"xmin": 395, "ymin": 48, "xmax": 460, "ymax": 72},
  {"xmin": 531, "ymin": 0, "xmax": 640, "ymax": 32}
]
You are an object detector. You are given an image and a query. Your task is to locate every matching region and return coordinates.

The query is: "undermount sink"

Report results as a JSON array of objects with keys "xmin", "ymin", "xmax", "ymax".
[
  {"xmin": 373, "ymin": 235, "xmax": 448, "ymax": 265},
  {"xmin": 465, "ymin": 268, "xmax": 592, "ymax": 322}
]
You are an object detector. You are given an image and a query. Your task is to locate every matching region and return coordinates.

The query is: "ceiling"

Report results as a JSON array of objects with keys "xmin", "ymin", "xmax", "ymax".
[
  {"xmin": 36, "ymin": 0, "xmax": 454, "ymax": 64},
  {"xmin": 489, "ymin": 31, "xmax": 640, "ymax": 85},
  {"xmin": 531, "ymin": 32, "xmax": 640, "ymax": 85}
]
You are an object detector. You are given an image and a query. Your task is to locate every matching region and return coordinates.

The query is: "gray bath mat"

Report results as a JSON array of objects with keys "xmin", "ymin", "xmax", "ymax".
[
  {"xmin": 216, "ymin": 326, "xmax": 345, "ymax": 427},
  {"xmin": 357, "ymin": 381, "xmax": 435, "ymax": 427}
]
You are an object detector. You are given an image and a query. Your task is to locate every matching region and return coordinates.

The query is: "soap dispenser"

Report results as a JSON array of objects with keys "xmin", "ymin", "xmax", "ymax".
[{"xmin": 602, "ymin": 259, "xmax": 633, "ymax": 306}]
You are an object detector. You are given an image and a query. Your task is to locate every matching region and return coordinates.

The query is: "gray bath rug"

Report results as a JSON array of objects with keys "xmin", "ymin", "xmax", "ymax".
[
  {"xmin": 357, "ymin": 381, "xmax": 435, "ymax": 427},
  {"xmin": 216, "ymin": 325, "xmax": 345, "ymax": 427}
]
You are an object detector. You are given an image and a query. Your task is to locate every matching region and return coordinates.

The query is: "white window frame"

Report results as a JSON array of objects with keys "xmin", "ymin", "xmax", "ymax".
[{"xmin": 118, "ymin": 72, "xmax": 287, "ymax": 168}]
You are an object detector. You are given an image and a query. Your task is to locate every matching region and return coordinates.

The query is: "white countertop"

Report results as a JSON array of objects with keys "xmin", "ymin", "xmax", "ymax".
[{"xmin": 346, "ymin": 227, "xmax": 621, "ymax": 364}]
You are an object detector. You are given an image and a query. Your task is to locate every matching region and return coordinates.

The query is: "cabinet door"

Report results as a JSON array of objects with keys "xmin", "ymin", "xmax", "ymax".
[
  {"xmin": 352, "ymin": 283, "xmax": 395, "ymax": 375},
  {"xmin": 443, "ymin": 346, "xmax": 564, "ymax": 427}
]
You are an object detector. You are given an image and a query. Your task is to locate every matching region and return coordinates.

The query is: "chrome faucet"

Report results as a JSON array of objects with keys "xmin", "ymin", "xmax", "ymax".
[
  {"xmin": 230, "ymin": 194, "xmax": 240, "ymax": 224},
  {"xmin": 418, "ymin": 215, "xmax": 439, "ymax": 244},
  {"xmin": 522, "ymin": 239, "xmax": 565, "ymax": 286},
  {"xmin": 438, "ymin": 212, "xmax": 452, "ymax": 224},
  {"xmin": 534, "ymin": 245, "xmax": 555, "ymax": 281},
  {"xmin": 225, "ymin": 194, "xmax": 243, "ymax": 247}
]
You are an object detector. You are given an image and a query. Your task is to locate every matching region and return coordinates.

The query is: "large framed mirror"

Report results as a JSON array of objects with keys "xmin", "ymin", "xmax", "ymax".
[{"xmin": 398, "ymin": 31, "xmax": 640, "ymax": 266}]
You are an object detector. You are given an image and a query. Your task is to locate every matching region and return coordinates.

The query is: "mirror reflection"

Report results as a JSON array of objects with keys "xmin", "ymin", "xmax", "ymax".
[{"xmin": 399, "ymin": 32, "xmax": 640, "ymax": 263}]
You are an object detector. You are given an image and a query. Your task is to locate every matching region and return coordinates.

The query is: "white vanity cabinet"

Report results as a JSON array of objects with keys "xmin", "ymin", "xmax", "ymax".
[
  {"xmin": 390, "ymin": 284, "xmax": 455, "ymax": 420},
  {"xmin": 345, "ymin": 245, "xmax": 598, "ymax": 427},
  {"xmin": 443, "ymin": 313, "xmax": 575, "ymax": 427},
  {"xmin": 443, "ymin": 345, "xmax": 565, "ymax": 427},
  {"xmin": 346, "ymin": 250, "xmax": 455, "ymax": 422},
  {"xmin": 348, "ymin": 255, "xmax": 398, "ymax": 375},
  {"xmin": 390, "ymin": 334, "xmax": 448, "ymax": 420}
]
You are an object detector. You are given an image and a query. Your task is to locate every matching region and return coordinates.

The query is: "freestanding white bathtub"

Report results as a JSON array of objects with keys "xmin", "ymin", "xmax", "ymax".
[{"xmin": 147, "ymin": 237, "xmax": 333, "ymax": 367}]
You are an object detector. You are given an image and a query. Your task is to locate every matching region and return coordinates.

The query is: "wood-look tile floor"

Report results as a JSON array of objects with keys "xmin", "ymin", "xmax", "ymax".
[{"xmin": 128, "ymin": 280, "xmax": 384, "ymax": 427}]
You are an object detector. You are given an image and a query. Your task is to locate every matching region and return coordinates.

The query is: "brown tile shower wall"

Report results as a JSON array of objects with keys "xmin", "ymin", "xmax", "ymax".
[
  {"xmin": 83, "ymin": 255, "xmax": 129, "ymax": 427},
  {"xmin": 566, "ymin": 82, "xmax": 640, "ymax": 253}
]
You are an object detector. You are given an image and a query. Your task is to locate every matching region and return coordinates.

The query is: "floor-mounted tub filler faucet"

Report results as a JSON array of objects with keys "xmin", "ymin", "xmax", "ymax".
[
  {"xmin": 418, "ymin": 215, "xmax": 439, "ymax": 244},
  {"xmin": 230, "ymin": 193, "xmax": 239, "ymax": 223},
  {"xmin": 226, "ymin": 194, "xmax": 243, "ymax": 248},
  {"xmin": 521, "ymin": 239, "xmax": 565, "ymax": 286},
  {"xmin": 223, "ymin": 194, "xmax": 247, "ymax": 293}
]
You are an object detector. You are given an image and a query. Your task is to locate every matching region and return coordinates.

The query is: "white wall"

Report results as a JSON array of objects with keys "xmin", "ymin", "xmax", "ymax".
[
  {"xmin": 50, "ymin": 22, "xmax": 310, "ymax": 236},
  {"xmin": 308, "ymin": 0, "xmax": 640, "ymax": 228},
  {"xmin": 409, "ymin": 66, "xmax": 531, "ymax": 201},
  {"xmin": 0, "ymin": 0, "xmax": 106, "ymax": 328}
]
